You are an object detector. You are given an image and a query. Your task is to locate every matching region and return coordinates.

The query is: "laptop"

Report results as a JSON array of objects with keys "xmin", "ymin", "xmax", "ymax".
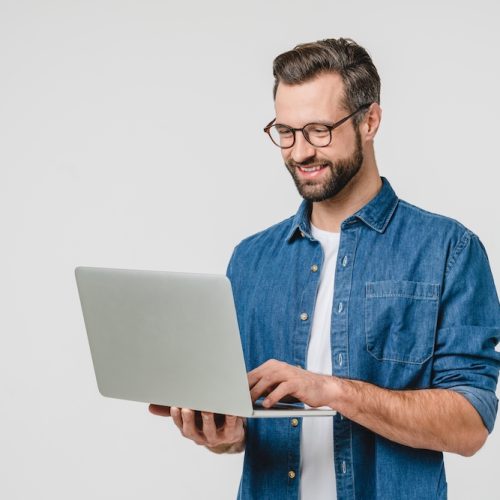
[{"xmin": 75, "ymin": 266, "xmax": 336, "ymax": 418}]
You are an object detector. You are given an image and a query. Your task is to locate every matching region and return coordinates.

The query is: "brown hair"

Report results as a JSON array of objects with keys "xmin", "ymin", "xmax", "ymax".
[{"xmin": 272, "ymin": 38, "xmax": 380, "ymax": 126}]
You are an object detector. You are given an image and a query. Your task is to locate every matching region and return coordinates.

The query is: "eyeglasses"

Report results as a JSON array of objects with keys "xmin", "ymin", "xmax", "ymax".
[{"xmin": 263, "ymin": 103, "xmax": 371, "ymax": 149}]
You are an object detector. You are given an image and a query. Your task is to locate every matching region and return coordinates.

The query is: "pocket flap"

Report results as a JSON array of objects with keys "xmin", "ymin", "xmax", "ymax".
[{"xmin": 366, "ymin": 280, "xmax": 440, "ymax": 300}]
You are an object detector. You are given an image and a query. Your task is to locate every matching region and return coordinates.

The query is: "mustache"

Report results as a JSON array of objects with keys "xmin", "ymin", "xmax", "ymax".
[{"xmin": 286, "ymin": 158, "xmax": 333, "ymax": 169}]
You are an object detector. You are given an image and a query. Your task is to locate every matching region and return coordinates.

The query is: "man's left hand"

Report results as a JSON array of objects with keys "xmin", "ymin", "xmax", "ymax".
[{"xmin": 248, "ymin": 359, "xmax": 337, "ymax": 408}]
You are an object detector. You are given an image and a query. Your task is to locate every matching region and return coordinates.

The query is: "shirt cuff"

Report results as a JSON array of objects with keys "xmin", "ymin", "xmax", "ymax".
[{"xmin": 448, "ymin": 385, "xmax": 499, "ymax": 433}]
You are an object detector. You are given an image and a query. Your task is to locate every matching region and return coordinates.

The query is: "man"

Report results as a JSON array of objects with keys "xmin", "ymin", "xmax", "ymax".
[{"xmin": 150, "ymin": 38, "xmax": 500, "ymax": 499}]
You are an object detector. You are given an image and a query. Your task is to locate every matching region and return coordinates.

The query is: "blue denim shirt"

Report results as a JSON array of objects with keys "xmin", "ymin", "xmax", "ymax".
[{"xmin": 226, "ymin": 177, "xmax": 500, "ymax": 500}]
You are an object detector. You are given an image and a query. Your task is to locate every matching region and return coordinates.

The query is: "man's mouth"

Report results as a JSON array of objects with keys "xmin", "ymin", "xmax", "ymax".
[
  {"xmin": 296, "ymin": 163, "xmax": 329, "ymax": 176},
  {"xmin": 299, "ymin": 164, "xmax": 325, "ymax": 172}
]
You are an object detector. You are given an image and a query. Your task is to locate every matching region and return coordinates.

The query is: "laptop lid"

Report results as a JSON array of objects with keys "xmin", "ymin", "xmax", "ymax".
[{"xmin": 75, "ymin": 267, "xmax": 336, "ymax": 418}]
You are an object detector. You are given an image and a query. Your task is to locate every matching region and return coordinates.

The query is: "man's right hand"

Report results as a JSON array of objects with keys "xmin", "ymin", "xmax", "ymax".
[{"xmin": 148, "ymin": 404, "xmax": 246, "ymax": 454}]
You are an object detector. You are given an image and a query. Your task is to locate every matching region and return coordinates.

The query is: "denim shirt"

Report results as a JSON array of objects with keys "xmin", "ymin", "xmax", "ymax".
[{"xmin": 226, "ymin": 177, "xmax": 500, "ymax": 500}]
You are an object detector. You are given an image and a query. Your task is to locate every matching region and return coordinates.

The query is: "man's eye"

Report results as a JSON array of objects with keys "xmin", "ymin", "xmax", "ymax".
[
  {"xmin": 276, "ymin": 127, "xmax": 293, "ymax": 136},
  {"xmin": 310, "ymin": 127, "xmax": 329, "ymax": 135}
]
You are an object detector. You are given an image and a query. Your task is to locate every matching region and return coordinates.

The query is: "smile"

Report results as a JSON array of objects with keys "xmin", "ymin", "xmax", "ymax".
[{"xmin": 298, "ymin": 164, "xmax": 328, "ymax": 173}]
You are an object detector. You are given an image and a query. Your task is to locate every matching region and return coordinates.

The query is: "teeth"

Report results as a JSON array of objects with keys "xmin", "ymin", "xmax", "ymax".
[{"xmin": 300, "ymin": 165, "xmax": 324, "ymax": 172}]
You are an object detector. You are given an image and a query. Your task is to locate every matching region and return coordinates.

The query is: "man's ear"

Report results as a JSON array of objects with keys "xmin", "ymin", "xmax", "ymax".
[{"xmin": 361, "ymin": 103, "xmax": 382, "ymax": 141}]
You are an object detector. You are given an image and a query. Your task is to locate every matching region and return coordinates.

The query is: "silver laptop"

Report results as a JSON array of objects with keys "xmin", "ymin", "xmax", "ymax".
[{"xmin": 75, "ymin": 266, "xmax": 336, "ymax": 418}]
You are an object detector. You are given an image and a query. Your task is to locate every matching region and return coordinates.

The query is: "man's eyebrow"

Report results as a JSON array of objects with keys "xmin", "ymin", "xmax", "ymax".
[
  {"xmin": 310, "ymin": 119, "xmax": 335, "ymax": 125},
  {"xmin": 275, "ymin": 119, "xmax": 335, "ymax": 126}
]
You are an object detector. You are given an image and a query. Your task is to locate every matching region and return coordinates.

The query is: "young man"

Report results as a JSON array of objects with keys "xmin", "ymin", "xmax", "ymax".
[{"xmin": 150, "ymin": 38, "xmax": 500, "ymax": 500}]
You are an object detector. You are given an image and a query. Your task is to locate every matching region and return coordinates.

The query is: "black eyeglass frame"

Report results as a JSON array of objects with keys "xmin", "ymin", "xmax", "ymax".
[{"xmin": 263, "ymin": 103, "xmax": 372, "ymax": 149}]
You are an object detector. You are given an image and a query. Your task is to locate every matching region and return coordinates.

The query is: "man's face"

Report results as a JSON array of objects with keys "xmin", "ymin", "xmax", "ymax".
[{"xmin": 275, "ymin": 72, "xmax": 364, "ymax": 202}]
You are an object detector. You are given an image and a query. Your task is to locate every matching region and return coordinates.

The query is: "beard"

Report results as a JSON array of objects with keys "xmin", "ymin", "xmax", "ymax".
[{"xmin": 285, "ymin": 128, "xmax": 364, "ymax": 202}]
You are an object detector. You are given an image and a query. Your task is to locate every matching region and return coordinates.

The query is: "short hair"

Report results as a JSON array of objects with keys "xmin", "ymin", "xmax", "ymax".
[{"xmin": 272, "ymin": 38, "xmax": 380, "ymax": 126}]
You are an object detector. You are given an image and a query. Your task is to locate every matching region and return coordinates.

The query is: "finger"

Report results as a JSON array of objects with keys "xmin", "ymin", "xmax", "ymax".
[
  {"xmin": 148, "ymin": 404, "xmax": 171, "ymax": 416},
  {"xmin": 262, "ymin": 381, "xmax": 293, "ymax": 408},
  {"xmin": 250, "ymin": 377, "xmax": 279, "ymax": 402},
  {"xmin": 201, "ymin": 412, "xmax": 218, "ymax": 443},
  {"xmin": 224, "ymin": 415, "xmax": 238, "ymax": 432},
  {"xmin": 170, "ymin": 406, "xmax": 183, "ymax": 430},
  {"xmin": 181, "ymin": 408, "xmax": 203, "ymax": 442},
  {"xmin": 248, "ymin": 360, "xmax": 291, "ymax": 391},
  {"xmin": 247, "ymin": 368, "xmax": 261, "ymax": 389},
  {"xmin": 247, "ymin": 359, "xmax": 276, "ymax": 388},
  {"xmin": 221, "ymin": 416, "xmax": 245, "ymax": 445}
]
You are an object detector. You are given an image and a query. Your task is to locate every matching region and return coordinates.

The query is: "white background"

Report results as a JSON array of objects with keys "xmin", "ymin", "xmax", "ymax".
[{"xmin": 1, "ymin": 1, "xmax": 499, "ymax": 498}]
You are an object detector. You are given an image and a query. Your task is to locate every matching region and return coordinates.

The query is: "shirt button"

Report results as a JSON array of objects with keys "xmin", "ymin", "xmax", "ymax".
[
  {"xmin": 291, "ymin": 418, "xmax": 299, "ymax": 427},
  {"xmin": 338, "ymin": 353, "xmax": 343, "ymax": 366},
  {"xmin": 342, "ymin": 256, "xmax": 348, "ymax": 267},
  {"xmin": 288, "ymin": 470, "xmax": 296, "ymax": 479},
  {"xmin": 310, "ymin": 264, "xmax": 319, "ymax": 272},
  {"xmin": 300, "ymin": 312, "xmax": 309, "ymax": 321},
  {"xmin": 300, "ymin": 231, "xmax": 305, "ymax": 238},
  {"xmin": 341, "ymin": 461, "xmax": 347, "ymax": 474},
  {"xmin": 338, "ymin": 302, "xmax": 343, "ymax": 313}
]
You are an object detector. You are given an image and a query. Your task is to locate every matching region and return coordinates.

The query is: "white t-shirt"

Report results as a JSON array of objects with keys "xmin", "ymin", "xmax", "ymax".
[{"xmin": 299, "ymin": 223, "xmax": 340, "ymax": 500}]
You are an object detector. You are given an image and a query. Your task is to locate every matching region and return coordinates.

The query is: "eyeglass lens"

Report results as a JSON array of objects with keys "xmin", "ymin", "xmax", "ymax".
[{"xmin": 268, "ymin": 123, "xmax": 332, "ymax": 148}]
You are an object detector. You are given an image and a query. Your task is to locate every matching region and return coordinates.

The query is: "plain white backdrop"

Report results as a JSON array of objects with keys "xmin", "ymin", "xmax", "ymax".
[{"xmin": 1, "ymin": 1, "xmax": 499, "ymax": 498}]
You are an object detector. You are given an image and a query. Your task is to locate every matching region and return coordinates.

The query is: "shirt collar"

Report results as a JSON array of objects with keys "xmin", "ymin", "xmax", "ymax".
[{"xmin": 285, "ymin": 176, "xmax": 399, "ymax": 242}]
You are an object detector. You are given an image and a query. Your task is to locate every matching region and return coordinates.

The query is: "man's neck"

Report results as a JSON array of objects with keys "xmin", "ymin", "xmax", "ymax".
[{"xmin": 310, "ymin": 168, "xmax": 383, "ymax": 233}]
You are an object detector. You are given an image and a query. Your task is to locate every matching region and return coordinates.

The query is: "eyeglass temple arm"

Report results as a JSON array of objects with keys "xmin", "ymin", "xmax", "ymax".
[{"xmin": 329, "ymin": 103, "xmax": 372, "ymax": 131}]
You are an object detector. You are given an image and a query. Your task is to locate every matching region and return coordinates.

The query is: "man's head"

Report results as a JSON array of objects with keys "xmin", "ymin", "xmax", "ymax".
[{"xmin": 270, "ymin": 38, "xmax": 381, "ymax": 202}]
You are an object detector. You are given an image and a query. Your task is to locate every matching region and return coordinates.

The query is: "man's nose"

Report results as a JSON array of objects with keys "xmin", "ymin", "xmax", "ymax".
[{"xmin": 290, "ymin": 132, "xmax": 316, "ymax": 164}]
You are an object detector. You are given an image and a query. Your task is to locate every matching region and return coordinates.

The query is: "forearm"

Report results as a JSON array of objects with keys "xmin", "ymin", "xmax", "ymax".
[{"xmin": 330, "ymin": 377, "xmax": 488, "ymax": 456}]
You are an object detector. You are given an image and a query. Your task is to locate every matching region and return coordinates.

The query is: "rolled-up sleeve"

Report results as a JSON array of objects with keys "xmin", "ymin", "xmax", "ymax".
[{"xmin": 432, "ymin": 230, "xmax": 500, "ymax": 433}]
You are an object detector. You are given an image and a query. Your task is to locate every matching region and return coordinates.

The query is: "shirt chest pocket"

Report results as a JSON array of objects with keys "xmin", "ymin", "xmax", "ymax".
[{"xmin": 364, "ymin": 280, "xmax": 440, "ymax": 364}]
